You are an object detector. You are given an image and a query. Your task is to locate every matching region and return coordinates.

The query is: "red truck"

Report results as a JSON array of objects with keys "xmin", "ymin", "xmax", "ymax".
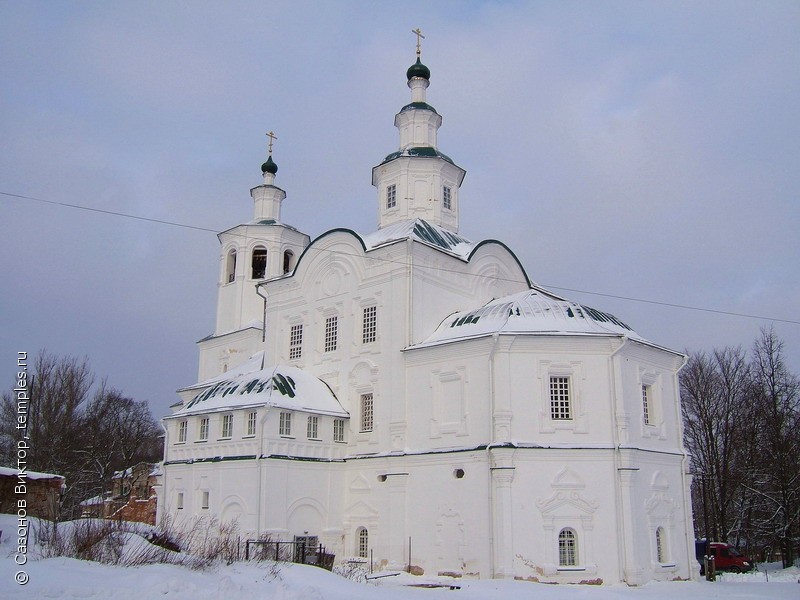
[{"xmin": 695, "ymin": 541, "xmax": 754, "ymax": 574}]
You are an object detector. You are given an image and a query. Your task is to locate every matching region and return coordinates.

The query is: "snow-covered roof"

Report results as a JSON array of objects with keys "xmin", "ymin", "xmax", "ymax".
[
  {"xmin": 362, "ymin": 218, "xmax": 475, "ymax": 260},
  {"xmin": 412, "ymin": 289, "xmax": 650, "ymax": 349},
  {"xmin": 173, "ymin": 359, "xmax": 348, "ymax": 418},
  {"xmin": 0, "ymin": 466, "xmax": 64, "ymax": 480}
]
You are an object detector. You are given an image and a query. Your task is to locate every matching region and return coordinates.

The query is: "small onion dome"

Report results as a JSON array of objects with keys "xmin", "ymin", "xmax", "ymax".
[
  {"xmin": 406, "ymin": 57, "xmax": 430, "ymax": 81},
  {"xmin": 261, "ymin": 154, "xmax": 278, "ymax": 175}
]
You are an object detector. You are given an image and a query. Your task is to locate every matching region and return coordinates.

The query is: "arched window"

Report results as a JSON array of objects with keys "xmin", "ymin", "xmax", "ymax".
[
  {"xmin": 656, "ymin": 527, "xmax": 668, "ymax": 563},
  {"xmin": 226, "ymin": 248, "xmax": 237, "ymax": 283},
  {"xmin": 558, "ymin": 528, "xmax": 578, "ymax": 567},
  {"xmin": 283, "ymin": 250, "xmax": 294, "ymax": 274},
  {"xmin": 251, "ymin": 246, "xmax": 267, "ymax": 279},
  {"xmin": 357, "ymin": 527, "xmax": 369, "ymax": 559}
]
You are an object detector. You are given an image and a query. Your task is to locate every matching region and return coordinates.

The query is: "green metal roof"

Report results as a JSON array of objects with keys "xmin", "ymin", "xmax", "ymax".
[
  {"xmin": 400, "ymin": 101, "xmax": 438, "ymax": 115},
  {"xmin": 381, "ymin": 146, "xmax": 456, "ymax": 166}
]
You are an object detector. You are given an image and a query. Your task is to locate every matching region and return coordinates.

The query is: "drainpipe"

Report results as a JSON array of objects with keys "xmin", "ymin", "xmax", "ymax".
[
  {"xmin": 674, "ymin": 354, "xmax": 693, "ymax": 579},
  {"xmin": 158, "ymin": 419, "xmax": 169, "ymax": 525},
  {"xmin": 609, "ymin": 336, "xmax": 629, "ymax": 583},
  {"xmin": 486, "ymin": 332, "xmax": 501, "ymax": 577},
  {"xmin": 254, "ymin": 282, "xmax": 269, "ymax": 533}
]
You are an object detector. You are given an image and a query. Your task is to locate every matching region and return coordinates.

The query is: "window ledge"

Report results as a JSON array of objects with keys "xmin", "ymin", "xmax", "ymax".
[
  {"xmin": 280, "ymin": 435, "xmax": 295, "ymax": 439},
  {"xmin": 242, "ymin": 435, "xmax": 256, "ymax": 439},
  {"xmin": 174, "ymin": 441, "xmax": 186, "ymax": 445},
  {"xmin": 218, "ymin": 437, "xmax": 232, "ymax": 441},
  {"xmin": 556, "ymin": 567, "xmax": 586, "ymax": 572},
  {"xmin": 194, "ymin": 440, "xmax": 208, "ymax": 444}
]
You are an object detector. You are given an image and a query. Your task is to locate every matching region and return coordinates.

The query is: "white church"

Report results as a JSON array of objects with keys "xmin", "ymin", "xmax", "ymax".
[{"xmin": 159, "ymin": 42, "xmax": 696, "ymax": 585}]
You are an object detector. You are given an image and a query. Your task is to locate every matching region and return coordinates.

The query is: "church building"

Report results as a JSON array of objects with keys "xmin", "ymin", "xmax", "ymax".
[{"xmin": 159, "ymin": 41, "xmax": 696, "ymax": 585}]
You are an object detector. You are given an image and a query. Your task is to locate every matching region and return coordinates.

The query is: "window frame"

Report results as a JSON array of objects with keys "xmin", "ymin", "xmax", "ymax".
[
  {"xmin": 307, "ymin": 415, "xmax": 319, "ymax": 440},
  {"xmin": 558, "ymin": 528, "xmax": 578, "ymax": 568},
  {"xmin": 225, "ymin": 248, "xmax": 237, "ymax": 284},
  {"xmin": 279, "ymin": 411, "xmax": 292, "ymax": 437},
  {"xmin": 357, "ymin": 527, "xmax": 369, "ymax": 559},
  {"xmin": 362, "ymin": 305, "xmax": 377, "ymax": 344},
  {"xmin": 386, "ymin": 184, "xmax": 397, "ymax": 209},
  {"xmin": 198, "ymin": 417, "xmax": 209, "ymax": 441},
  {"xmin": 221, "ymin": 414, "xmax": 233, "ymax": 439},
  {"xmin": 177, "ymin": 420, "xmax": 187, "ymax": 443},
  {"xmin": 201, "ymin": 490, "xmax": 210, "ymax": 510},
  {"xmin": 550, "ymin": 376, "xmax": 572, "ymax": 421},
  {"xmin": 360, "ymin": 393, "xmax": 374, "ymax": 433},
  {"xmin": 324, "ymin": 315, "xmax": 338, "ymax": 353},
  {"xmin": 333, "ymin": 419, "xmax": 346, "ymax": 443},
  {"xmin": 246, "ymin": 411, "xmax": 257, "ymax": 437},
  {"xmin": 289, "ymin": 324, "xmax": 303, "ymax": 360},
  {"xmin": 443, "ymin": 185, "xmax": 452, "ymax": 210}
]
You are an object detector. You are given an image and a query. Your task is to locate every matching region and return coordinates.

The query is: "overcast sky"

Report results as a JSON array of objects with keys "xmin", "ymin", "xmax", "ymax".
[{"xmin": 2, "ymin": 1, "xmax": 798, "ymax": 418}]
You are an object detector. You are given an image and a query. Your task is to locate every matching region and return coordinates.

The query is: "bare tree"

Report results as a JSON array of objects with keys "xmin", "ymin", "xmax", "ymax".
[
  {"xmin": 1, "ymin": 351, "xmax": 163, "ymax": 519},
  {"xmin": 746, "ymin": 328, "xmax": 800, "ymax": 567}
]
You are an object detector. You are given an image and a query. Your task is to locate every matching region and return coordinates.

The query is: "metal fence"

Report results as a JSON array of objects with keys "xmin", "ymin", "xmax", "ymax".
[{"xmin": 244, "ymin": 539, "xmax": 335, "ymax": 570}]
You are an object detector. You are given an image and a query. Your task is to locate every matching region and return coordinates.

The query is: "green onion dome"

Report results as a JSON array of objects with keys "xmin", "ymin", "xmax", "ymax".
[
  {"xmin": 261, "ymin": 155, "xmax": 278, "ymax": 175},
  {"xmin": 406, "ymin": 57, "xmax": 430, "ymax": 81}
]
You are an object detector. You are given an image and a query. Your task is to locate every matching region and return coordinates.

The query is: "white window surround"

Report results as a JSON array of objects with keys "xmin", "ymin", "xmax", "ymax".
[
  {"xmin": 360, "ymin": 392, "xmax": 374, "ymax": 433},
  {"xmin": 639, "ymin": 369, "xmax": 666, "ymax": 439},
  {"xmin": 176, "ymin": 491, "xmax": 184, "ymax": 510},
  {"xmin": 198, "ymin": 417, "xmax": 209, "ymax": 442},
  {"xmin": 386, "ymin": 184, "xmax": 397, "ymax": 209},
  {"xmin": 324, "ymin": 315, "xmax": 338, "ymax": 353},
  {"xmin": 201, "ymin": 490, "xmax": 210, "ymax": 510},
  {"xmin": 443, "ymin": 185, "xmax": 452, "ymax": 210},
  {"xmin": 333, "ymin": 419, "xmax": 346, "ymax": 443},
  {"xmin": 538, "ymin": 361, "xmax": 587, "ymax": 434}
]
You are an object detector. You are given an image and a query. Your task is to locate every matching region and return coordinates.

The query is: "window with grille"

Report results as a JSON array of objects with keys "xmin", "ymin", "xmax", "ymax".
[
  {"xmin": 199, "ymin": 417, "xmax": 209, "ymax": 441},
  {"xmin": 362, "ymin": 306, "xmax": 377, "ymax": 344},
  {"xmin": 279, "ymin": 412, "xmax": 292, "ymax": 436},
  {"xmin": 656, "ymin": 527, "xmax": 668, "ymax": 563},
  {"xmin": 443, "ymin": 186, "xmax": 452, "ymax": 210},
  {"xmin": 642, "ymin": 385, "xmax": 652, "ymax": 425},
  {"xmin": 550, "ymin": 376, "xmax": 572, "ymax": 420},
  {"xmin": 357, "ymin": 527, "xmax": 369, "ymax": 558},
  {"xmin": 333, "ymin": 419, "xmax": 345, "ymax": 442},
  {"xmin": 387, "ymin": 184, "xmax": 396, "ymax": 209},
  {"xmin": 558, "ymin": 528, "xmax": 578, "ymax": 567},
  {"xmin": 360, "ymin": 393, "xmax": 374, "ymax": 432},
  {"xmin": 325, "ymin": 316, "xmax": 338, "ymax": 352},
  {"xmin": 251, "ymin": 246, "xmax": 267, "ymax": 279},
  {"xmin": 247, "ymin": 411, "xmax": 257, "ymax": 436},
  {"xmin": 221, "ymin": 414, "xmax": 233, "ymax": 438},
  {"xmin": 289, "ymin": 324, "xmax": 303, "ymax": 359},
  {"xmin": 177, "ymin": 420, "xmax": 187, "ymax": 443},
  {"xmin": 307, "ymin": 416, "xmax": 319, "ymax": 439}
]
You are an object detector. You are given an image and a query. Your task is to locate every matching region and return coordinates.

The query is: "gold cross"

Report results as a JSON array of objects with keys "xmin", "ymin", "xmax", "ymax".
[
  {"xmin": 412, "ymin": 28, "xmax": 425, "ymax": 57},
  {"xmin": 266, "ymin": 130, "xmax": 278, "ymax": 155}
]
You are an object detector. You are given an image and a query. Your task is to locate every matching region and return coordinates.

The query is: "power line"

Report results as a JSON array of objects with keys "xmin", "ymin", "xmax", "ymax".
[{"xmin": 4, "ymin": 189, "xmax": 798, "ymax": 326}]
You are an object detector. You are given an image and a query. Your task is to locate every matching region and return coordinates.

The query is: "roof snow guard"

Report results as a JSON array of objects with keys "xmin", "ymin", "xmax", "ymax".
[
  {"xmin": 414, "ymin": 289, "xmax": 646, "ymax": 348},
  {"xmin": 175, "ymin": 364, "xmax": 348, "ymax": 418},
  {"xmin": 363, "ymin": 218, "xmax": 475, "ymax": 259}
]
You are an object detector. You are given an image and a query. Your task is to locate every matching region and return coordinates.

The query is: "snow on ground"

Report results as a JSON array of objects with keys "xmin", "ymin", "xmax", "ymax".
[{"xmin": 0, "ymin": 515, "xmax": 796, "ymax": 599}]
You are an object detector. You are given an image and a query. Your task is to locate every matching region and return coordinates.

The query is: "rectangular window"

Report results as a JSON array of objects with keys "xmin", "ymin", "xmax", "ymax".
[
  {"xmin": 387, "ymin": 184, "xmax": 396, "ymax": 209},
  {"xmin": 333, "ymin": 419, "xmax": 346, "ymax": 443},
  {"xmin": 324, "ymin": 316, "xmax": 338, "ymax": 352},
  {"xmin": 201, "ymin": 490, "xmax": 209, "ymax": 510},
  {"xmin": 199, "ymin": 417, "xmax": 209, "ymax": 441},
  {"xmin": 307, "ymin": 415, "xmax": 319, "ymax": 439},
  {"xmin": 550, "ymin": 376, "xmax": 572, "ymax": 420},
  {"xmin": 247, "ymin": 411, "xmax": 257, "ymax": 436},
  {"xmin": 289, "ymin": 324, "xmax": 303, "ymax": 360},
  {"xmin": 642, "ymin": 385, "xmax": 651, "ymax": 425},
  {"xmin": 177, "ymin": 420, "xmax": 187, "ymax": 443},
  {"xmin": 221, "ymin": 414, "xmax": 233, "ymax": 438},
  {"xmin": 443, "ymin": 186, "xmax": 452, "ymax": 210},
  {"xmin": 279, "ymin": 411, "xmax": 292, "ymax": 436},
  {"xmin": 177, "ymin": 492, "xmax": 184, "ymax": 510},
  {"xmin": 362, "ymin": 306, "xmax": 377, "ymax": 344},
  {"xmin": 360, "ymin": 393, "xmax": 374, "ymax": 432}
]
